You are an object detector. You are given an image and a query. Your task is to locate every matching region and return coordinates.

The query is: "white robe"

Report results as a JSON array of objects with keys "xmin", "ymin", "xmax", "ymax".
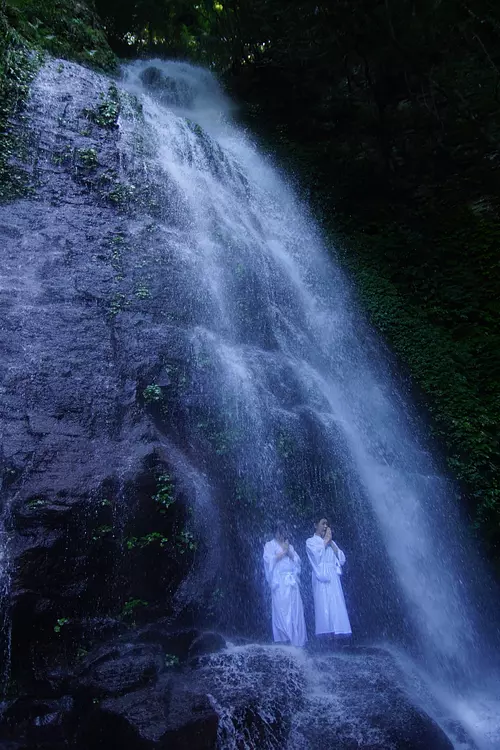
[
  {"xmin": 306, "ymin": 534, "xmax": 351, "ymax": 636},
  {"xmin": 263, "ymin": 539, "xmax": 307, "ymax": 647}
]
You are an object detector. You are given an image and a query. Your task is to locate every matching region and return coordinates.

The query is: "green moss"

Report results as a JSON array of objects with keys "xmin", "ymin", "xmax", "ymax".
[
  {"xmin": 126, "ymin": 532, "xmax": 169, "ymax": 550},
  {"xmin": 91, "ymin": 524, "xmax": 113, "ymax": 541},
  {"xmin": 83, "ymin": 83, "xmax": 120, "ymax": 128},
  {"xmin": 76, "ymin": 146, "xmax": 98, "ymax": 167},
  {"xmin": 121, "ymin": 598, "xmax": 148, "ymax": 618},
  {"xmin": 53, "ymin": 617, "xmax": 69, "ymax": 633},
  {"xmin": 333, "ymin": 218, "xmax": 500, "ymax": 557},
  {"xmin": 4, "ymin": 0, "xmax": 116, "ymax": 71},
  {"xmin": 108, "ymin": 291, "xmax": 128, "ymax": 317},
  {"xmin": 107, "ymin": 182, "xmax": 134, "ymax": 206},
  {"xmin": 164, "ymin": 654, "xmax": 179, "ymax": 668},
  {"xmin": 135, "ymin": 283, "xmax": 151, "ymax": 300},
  {"xmin": 0, "ymin": 14, "xmax": 39, "ymax": 201},
  {"xmin": 51, "ymin": 144, "xmax": 72, "ymax": 166},
  {"xmin": 0, "ymin": 0, "xmax": 116, "ymax": 203},
  {"xmin": 152, "ymin": 474, "xmax": 174, "ymax": 513},
  {"xmin": 143, "ymin": 383, "xmax": 163, "ymax": 404}
]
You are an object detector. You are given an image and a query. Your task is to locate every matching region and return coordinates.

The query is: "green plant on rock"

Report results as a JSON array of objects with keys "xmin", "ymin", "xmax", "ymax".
[
  {"xmin": 91, "ymin": 524, "xmax": 113, "ymax": 541},
  {"xmin": 277, "ymin": 430, "xmax": 295, "ymax": 460},
  {"xmin": 109, "ymin": 292, "xmax": 128, "ymax": 317},
  {"xmin": 176, "ymin": 529, "xmax": 197, "ymax": 554},
  {"xmin": 83, "ymin": 83, "xmax": 120, "ymax": 128},
  {"xmin": 201, "ymin": 426, "xmax": 229, "ymax": 456},
  {"xmin": 135, "ymin": 283, "xmax": 151, "ymax": 300},
  {"xmin": 126, "ymin": 532, "xmax": 169, "ymax": 550},
  {"xmin": 76, "ymin": 147, "xmax": 98, "ymax": 168},
  {"xmin": 196, "ymin": 419, "xmax": 244, "ymax": 457},
  {"xmin": 165, "ymin": 654, "xmax": 179, "ymax": 668},
  {"xmin": 212, "ymin": 427, "xmax": 243, "ymax": 456},
  {"xmin": 0, "ymin": 19, "xmax": 40, "ymax": 201},
  {"xmin": 26, "ymin": 496, "xmax": 45, "ymax": 509},
  {"xmin": 143, "ymin": 383, "xmax": 162, "ymax": 403},
  {"xmin": 51, "ymin": 145, "xmax": 73, "ymax": 166},
  {"xmin": 108, "ymin": 232, "xmax": 128, "ymax": 273},
  {"xmin": 121, "ymin": 598, "xmax": 148, "ymax": 618},
  {"xmin": 108, "ymin": 182, "xmax": 135, "ymax": 207},
  {"xmin": 54, "ymin": 617, "xmax": 69, "ymax": 634},
  {"xmin": 153, "ymin": 473, "xmax": 175, "ymax": 513},
  {"xmin": 187, "ymin": 120, "xmax": 203, "ymax": 137}
]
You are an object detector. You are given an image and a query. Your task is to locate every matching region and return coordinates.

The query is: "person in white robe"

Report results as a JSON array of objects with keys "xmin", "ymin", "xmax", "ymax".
[
  {"xmin": 263, "ymin": 521, "xmax": 307, "ymax": 647},
  {"xmin": 306, "ymin": 516, "xmax": 351, "ymax": 637}
]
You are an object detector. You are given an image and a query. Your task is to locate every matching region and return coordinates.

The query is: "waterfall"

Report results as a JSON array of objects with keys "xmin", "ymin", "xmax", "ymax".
[
  {"xmin": 119, "ymin": 58, "xmax": 495, "ymax": 675},
  {"xmin": 0, "ymin": 56, "xmax": 499, "ymax": 747}
]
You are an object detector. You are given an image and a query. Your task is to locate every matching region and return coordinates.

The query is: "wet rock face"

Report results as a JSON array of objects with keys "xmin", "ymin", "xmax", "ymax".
[
  {"xmin": 1, "ymin": 55, "xmax": 271, "ymax": 704},
  {"xmin": 139, "ymin": 66, "xmax": 195, "ymax": 109},
  {"xmin": 71, "ymin": 628, "xmax": 226, "ymax": 748},
  {"xmin": 0, "ymin": 627, "xmax": 224, "ymax": 749},
  {"xmin": 202, "ymin": 645, "xmax": 456, "ymax": 750},
  {"xmin": 0, "ymin": 638, "xmax": 458, "ymax": 750},
  {"xmin": 291, "ymin": 647, "xmax": 455, "ymax": 750},
  {"xmin": 0, "ymin": 58, "xmax": 203, "ymax": 695}
]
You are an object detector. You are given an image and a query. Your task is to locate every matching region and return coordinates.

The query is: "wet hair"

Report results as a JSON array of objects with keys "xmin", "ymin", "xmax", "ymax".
[
  {"xmin": 274, "ymin": 520, "xmax": 290, "ymax": 539},
  {"xmin": 314, "ymin": 513, "xmax": 329, "ymax": 526}
]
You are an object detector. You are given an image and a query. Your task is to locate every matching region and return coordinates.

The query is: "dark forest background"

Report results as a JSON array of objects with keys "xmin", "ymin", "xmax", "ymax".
[{"xmin": 2, "ymin": 0, "xmax": 500, "ymax": 565}]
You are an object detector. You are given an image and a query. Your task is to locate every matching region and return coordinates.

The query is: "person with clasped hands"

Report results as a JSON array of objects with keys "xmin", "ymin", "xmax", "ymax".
[
  {"xmin": 306, "ymin": 516, "xmax": 351, "ymax": 638},
  {"xmin": 263, "ymin": 521, "xmax": 307, "ymax": 647}
]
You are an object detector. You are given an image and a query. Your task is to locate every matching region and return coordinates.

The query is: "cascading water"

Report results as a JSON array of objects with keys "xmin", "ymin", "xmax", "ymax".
[
  {"xmin": 120, "ymin": 59, "xmax": 500, "ymax": 744},
  {"xmin": 1, "ymin": 55, "xmax": 499, "ymax": 748}
]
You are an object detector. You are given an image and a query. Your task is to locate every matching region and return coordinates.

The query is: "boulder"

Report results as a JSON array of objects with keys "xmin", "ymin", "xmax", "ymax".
[
  {"xmin": 74, "ymin": 642, "xmax": 164, "ymax": 699},
  {"xmin": 75, "ymin": 681, "xmax": 218, "ymax": 750},
  {"xmin": 188, "ymin": 631, "xmax": 227, "ymax": 659},
  {"xmin": 0, "ymin": 696, "xmax": 73, "ymax": 749}
]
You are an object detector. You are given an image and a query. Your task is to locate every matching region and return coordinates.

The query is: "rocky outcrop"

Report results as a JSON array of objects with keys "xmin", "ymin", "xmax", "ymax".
[
  {"xmin": 0, "ymin": 626, "xmax": 223, "ymax": 749},
  {"xmin": 0, "ymin": 58, "xmax": 205, "ymax": 697},
  {"xmin": 0, "ymin": 634, "xmax": 460, "ymax": 749}
]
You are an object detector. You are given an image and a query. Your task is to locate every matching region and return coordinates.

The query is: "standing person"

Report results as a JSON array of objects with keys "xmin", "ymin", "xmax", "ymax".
[
  {"xmin": 306, "ymin": 516, "xmax": 351, "ymax": 637},
  {"xmin": 263, "ymin": 521, "xmax": 307, "ymax": 647}
]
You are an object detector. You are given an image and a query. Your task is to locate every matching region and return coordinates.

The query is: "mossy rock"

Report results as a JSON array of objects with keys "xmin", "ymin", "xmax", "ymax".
[
  {"xmin": 1, "ymin": 0, "xmax": 116, "ymax": 202},
  {"xmin": 4, "ymin": 0, "xmax": 116, "ymax": 71}
]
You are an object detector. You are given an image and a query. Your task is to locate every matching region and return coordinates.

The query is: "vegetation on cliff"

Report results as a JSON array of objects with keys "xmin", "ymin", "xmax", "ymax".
[
  {"xmin": 2, "ymin": 0, "xmax": 115, "ymax": 68},
  {"xmin": 0, "ymin": 0, "xmax": 115, "ymax": 198}
]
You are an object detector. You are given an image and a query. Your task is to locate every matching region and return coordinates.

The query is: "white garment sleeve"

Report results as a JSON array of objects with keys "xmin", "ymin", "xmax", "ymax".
[
  {"xmin": 306, "ymin": 537, "xmax": 331, "ymax": 582},
  {"xmin": 334, "ymin": 543, "xmax": 346, "ymax": 574},
  {"xmin": 289, "ymin": 545, "xmax": 301, "ymax": 578},
  {"xmin": 263, "ymin": 542, "xmax": 277, "ymax": 586}
]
